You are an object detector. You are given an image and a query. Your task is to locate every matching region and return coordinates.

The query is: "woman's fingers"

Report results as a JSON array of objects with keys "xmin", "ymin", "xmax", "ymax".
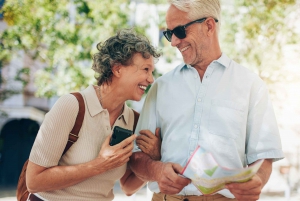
[
  {"xmin": 116, "ymin": 134, "xmax": 136, "ymax": 148},
  {"xmin": 155, "ymin": 128, "xmax": 161, "ymax": 140},
  {"xmin": 137, "ymin": 128, "xmax": 162, "ymax": 160},
  {"xmin": 139, "ymin": 129, "xmax": 155, "ymax": 139},
  {"xmin": 136, "ymin": 137, "xmax": 150, "ymax": 147}
]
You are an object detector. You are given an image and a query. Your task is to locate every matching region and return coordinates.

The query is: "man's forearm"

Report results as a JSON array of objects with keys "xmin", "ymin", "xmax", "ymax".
[
  {"xmin": 129, "ymin": 152, "xmax": 163, "ymax": 182},
  {"xmin": 256, "ymin": 159, "xmax": 273, "ymax": 187}
]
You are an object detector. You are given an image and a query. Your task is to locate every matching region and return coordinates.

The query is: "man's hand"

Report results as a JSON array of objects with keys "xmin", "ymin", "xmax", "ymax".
[
  {"xmin": 226, "ymin": 159, "xmax": 273, "ymax": 201},
  {"xmin": 136, "ymin": 128, "xmax": 161, "ymax": 160},
  {"xmin": 156, "ymin": 163, "xmax": 191, "ymax": 195},
  {"xmin": 129, "ymin": 152, "xmax": 190, "ymax": 195},
  {"xmin": 226, "ymin": 174, "xmax": 262, "ymax": 201}
]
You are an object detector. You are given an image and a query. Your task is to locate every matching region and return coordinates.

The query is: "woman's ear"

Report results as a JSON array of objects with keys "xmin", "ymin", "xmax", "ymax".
[{"xmin": 112, "ymin": 64, "xmax": 122, "ymax": 77}]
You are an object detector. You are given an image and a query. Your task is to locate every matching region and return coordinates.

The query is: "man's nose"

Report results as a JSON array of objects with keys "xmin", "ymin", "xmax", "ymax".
[{"xmin": 171, "ymin": 34, "xmax": 181, "ymax": 47}]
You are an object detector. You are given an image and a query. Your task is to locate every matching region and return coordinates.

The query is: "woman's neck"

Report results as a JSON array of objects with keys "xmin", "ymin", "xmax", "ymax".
[{"xmin": 94, "ymin": 84, "xmax": 125, "ymax": 126}]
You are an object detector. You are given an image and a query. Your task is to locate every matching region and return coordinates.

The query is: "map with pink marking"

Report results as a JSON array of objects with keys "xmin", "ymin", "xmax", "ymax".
[{"xmin": 181, "ymin": 146, "xmax": 264, "ymax": 195}]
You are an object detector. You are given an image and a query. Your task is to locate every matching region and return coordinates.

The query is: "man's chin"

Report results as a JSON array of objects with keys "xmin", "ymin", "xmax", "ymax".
[{"xmin": 182, "ymin": 56, "xmax": 192, "ymax": 65}]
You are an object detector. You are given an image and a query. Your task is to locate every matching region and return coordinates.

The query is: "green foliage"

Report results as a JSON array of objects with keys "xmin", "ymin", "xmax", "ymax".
[
  {"xmin": 0, "ymin": 0, "xmax": 146, "ymax": 98},
  {"xmin": 0, "ymin": 110, "xmax": 8, "ymax": 118},
  {"xmin": 0, "ymin": 89, "xmax": 20, "ymax": 101},
  {"xmin": 15, "ymin": 67, "xmax": 30, "ymax": 87},
  {"xmin": 1, "ymin": 0, "xmax": 299, "ymax": 99},
  {"xmin": 220, "ymin": 0, "xmax": 300, "ymax": 91},
  {"xmin": 144, "ymin": 0, "xmax": 168, "ymax": 5}
]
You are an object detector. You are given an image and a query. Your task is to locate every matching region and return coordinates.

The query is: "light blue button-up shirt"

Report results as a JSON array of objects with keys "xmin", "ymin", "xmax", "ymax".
[{"xmin": 133, "ymin": 54, "xmax": 284, "ymax": 198}]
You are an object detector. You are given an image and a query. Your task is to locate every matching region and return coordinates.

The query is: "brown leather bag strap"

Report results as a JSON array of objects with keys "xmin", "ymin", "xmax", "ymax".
[
  {"xmin": 132, "ymin": 109, "xmax": 140, "ymax": 132},
  {"xmin": 63, "ymin": 92, "xmax": 85, "ymax": 155}
]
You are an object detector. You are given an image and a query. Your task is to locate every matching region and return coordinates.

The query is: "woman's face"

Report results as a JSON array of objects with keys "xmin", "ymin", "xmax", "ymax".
[{"xmin": 120, "ymin": 53, "xmax": 155, "ymax": 101}]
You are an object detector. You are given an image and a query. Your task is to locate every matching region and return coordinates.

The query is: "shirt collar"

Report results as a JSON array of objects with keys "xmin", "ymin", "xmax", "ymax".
[
  {"xmin": 119, "ymin": 103, "xmax": 131, "ymax": 125},
  {"xmin": 180, "ymin": 53, "xmax": 231, "ymax": 70},
  {"xmin": 81, "ymin": 85, "xmax": 103, "ymax": 117},
  {"xmin": 215, "ymin": 53, "xmax": 231, "ymax": 68},
  {"xmin": 81, "ymin": 85, "xmax": 130, "ymax": 125}
]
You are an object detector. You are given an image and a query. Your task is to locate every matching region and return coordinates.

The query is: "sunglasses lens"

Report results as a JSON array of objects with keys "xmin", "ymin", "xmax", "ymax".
[
  {"xmin": 163, "ymin": 26, "xmax": 186, "ymax": 42},
  {"xmin": 163, "ymin": 30, "xmax": 172, "ymax": 42},
  {"xmin": 173, "ymin": 26, "xmax": 186, "ymax": 39}
]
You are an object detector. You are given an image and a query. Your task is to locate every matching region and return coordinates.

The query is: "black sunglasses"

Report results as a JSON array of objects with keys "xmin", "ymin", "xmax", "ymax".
[{"xmin": 163, "ymin": 17, "xmax": 218, "ymax": 42}]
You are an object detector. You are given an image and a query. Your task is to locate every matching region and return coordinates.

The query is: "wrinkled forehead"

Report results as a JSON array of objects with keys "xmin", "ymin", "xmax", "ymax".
[{"xmin": 166, "ymin": 5, "xmax": 190, "ymax": 29}]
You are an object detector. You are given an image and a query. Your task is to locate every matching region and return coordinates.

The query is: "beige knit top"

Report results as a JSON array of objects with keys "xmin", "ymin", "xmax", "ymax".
[{"xmin": 29, "ymin": 85, "xmax": 136, "ymax": 201}]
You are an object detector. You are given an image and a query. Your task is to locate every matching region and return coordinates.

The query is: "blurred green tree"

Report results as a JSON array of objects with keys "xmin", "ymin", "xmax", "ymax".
[
  {"xmin": 149, "ymin": 0, "xmax": 300, "ymax": 133},
  {"xmin": 147, "ymin": 0, "xmax": 300, "ymax": 92},
  {"xmin": 0, "ymin": 0, "xmax": 149, "ymax": 98},
  {"xmin": 1, "ymin": 0, "xmax": 299, "ymax": 99},
  {"xmin": 220, "ymin": 0, "xmax": 300, "ymax": 92}
]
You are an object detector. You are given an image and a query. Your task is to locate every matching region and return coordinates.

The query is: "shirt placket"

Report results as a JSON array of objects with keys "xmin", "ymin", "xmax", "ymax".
[{"xmin": 185, "ymin": 65, "xmax": 215, "ymax": 195}]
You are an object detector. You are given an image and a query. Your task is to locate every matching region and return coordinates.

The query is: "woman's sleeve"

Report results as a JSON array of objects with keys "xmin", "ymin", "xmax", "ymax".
[{"xmin": 29, "ymin": 94, "xmax": 79, "ymax": 167}]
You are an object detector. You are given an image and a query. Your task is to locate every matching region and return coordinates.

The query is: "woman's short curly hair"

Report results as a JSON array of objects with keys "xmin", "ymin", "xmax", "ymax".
[{"xmin": 92, "ymin": 29, "xmax": 161, "ymax": 85}]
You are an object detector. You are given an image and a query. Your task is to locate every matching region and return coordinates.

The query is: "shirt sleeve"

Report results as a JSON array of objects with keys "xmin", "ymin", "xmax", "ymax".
[
  {"xmin": 133, "ymin": 82, "xmax": 159, "ymax": 152},
  {"xmin": 29, "ymin": 94, "xmax": 79, "ymax": 167},
  {"xmin": 246, "ymin": 80, "xmax": 284, "ymax": 164}
]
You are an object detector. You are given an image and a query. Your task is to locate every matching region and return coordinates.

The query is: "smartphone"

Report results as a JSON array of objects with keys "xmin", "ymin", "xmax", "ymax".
[{"xmin": 109, "ymin": 126, "xmax": 133, "ymax": 146}]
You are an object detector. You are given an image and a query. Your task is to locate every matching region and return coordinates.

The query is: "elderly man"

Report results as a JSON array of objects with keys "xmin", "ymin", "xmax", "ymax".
[{"xmin": 130, "ymin": 1, "xmax": 284, "ymax": 201}]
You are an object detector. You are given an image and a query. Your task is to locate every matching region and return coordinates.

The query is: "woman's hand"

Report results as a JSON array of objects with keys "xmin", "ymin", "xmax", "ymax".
[
  {"xmin": 136, "ymin": 128, "xmax": 161, "ymax": 160},
  {"xmin": 95, "ymin": 133, "xmax": 136, "ymax": 171},
  {"xmin": 26, "ymin": 134, "xmax": 136, "ymax": 193},
  {"xmin": 120, "ymin": 128, "xmax": 162, "ymax": 195}
]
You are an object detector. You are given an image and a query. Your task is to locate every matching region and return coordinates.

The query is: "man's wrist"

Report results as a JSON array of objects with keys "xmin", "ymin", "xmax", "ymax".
[
  {"xmin": 256, "ymin": 159, "xmax": 273, "ymax": 187},
  {"xmin": 129, "ymin": 152, "xmax": 162, "ymax": 182},
  {"xmin": 146, "ymin": 159, "xmax": 164, "ymax": 182}
]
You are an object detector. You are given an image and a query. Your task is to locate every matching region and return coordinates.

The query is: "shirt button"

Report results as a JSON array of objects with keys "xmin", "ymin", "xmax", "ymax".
[
  {"xmin": 194, "ymin": 75, "xmax": 198, "ymax": 79},
  {"xmin": 198, "ymin": 98, "xmax": 202, "ymax": 102},
  {"xmin": 194, "ymin": 125, "xmax": 198, "ymax": 128}
]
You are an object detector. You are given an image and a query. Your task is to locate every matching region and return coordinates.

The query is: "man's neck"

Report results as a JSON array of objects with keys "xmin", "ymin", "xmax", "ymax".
[{"xmin": 192, "ymin": 51, "xmax": 222, "ymax": 81}]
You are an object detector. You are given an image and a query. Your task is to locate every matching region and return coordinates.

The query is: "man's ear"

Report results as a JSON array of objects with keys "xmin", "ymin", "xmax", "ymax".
[
  {"xmin": 205, "ymin": 18, "xmax": 217, "ymax": 36},
  {"xmin": 112, "ymin": 64, "xmax": 122, "ymax": 77}
]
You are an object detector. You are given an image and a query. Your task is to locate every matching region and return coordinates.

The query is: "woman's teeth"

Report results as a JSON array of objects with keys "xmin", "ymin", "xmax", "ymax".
[{"xmin": 139, "ymin": 85, "xmax": 147, "ymax": 90}]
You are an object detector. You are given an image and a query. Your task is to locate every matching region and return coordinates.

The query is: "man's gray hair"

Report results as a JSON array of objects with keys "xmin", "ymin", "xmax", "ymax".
[{"xmin": 168, "ymin": 0, "xmax": 221, "ymax": 33}]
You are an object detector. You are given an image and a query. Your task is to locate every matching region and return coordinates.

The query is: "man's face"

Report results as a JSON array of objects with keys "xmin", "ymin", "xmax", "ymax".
[{"xmin": 165, "ymin": 5, "xmax": 208, "ymax": 67}]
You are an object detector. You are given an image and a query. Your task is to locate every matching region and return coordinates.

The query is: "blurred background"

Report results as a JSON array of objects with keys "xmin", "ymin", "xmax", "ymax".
[{"xmin": 0, "ymin": 0, "xmax": 299, "ymax": 200}]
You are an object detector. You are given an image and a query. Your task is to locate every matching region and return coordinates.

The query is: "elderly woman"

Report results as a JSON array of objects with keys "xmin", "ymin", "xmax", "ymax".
[{"xmin": 26, "ymin": 29, "xmax": 161, "ymax": 201}]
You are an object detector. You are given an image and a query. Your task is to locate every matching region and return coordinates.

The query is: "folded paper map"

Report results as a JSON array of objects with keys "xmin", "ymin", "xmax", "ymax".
[{"xmin": 181, "ymin": 146, "xmax": 264, "ymax": 195}]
